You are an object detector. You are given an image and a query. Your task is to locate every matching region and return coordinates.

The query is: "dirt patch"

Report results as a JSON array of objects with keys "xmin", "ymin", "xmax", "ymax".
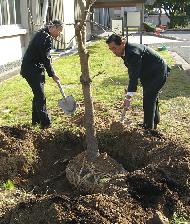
[
  {"xmin": 0, "ymin": 116, "xmax": 190, "ymax": 223},
  {"xmin": 109, "ymin": 121, "xmax": 125, "ymax": 133},
  {"xmin": 0, "ymin": 125, "xmax": 38, "ymax": 181}
]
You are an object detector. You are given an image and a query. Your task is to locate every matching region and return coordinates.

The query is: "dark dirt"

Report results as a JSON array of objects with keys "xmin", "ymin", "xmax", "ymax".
[{"xmin": 0, "ymin": 110, "xmax": 190, "ymax": 223}]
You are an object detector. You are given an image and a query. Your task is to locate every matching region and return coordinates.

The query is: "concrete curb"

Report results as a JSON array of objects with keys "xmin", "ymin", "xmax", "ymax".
[
  {"xmin": 167, "ymin": 28, "xmax": 190, "ymax": 32},
  {"xmin": 0, "ymin": 41, "xmax": 95, "ymax": 83},
  {"xmin": 0, "ymin": 67, "xmax": 20, "ymax": 82},
  {"xmin": 144, "ymin": 32, "xmax": 188, "ymax": 42},
  {"xmin": 169, "ymin": 51, "xmax": 190, "ymax": 75}
]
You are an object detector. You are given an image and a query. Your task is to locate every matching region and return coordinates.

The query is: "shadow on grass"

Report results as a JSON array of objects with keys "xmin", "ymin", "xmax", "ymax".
[
  {"xmin": 98, "ymin": 68, "xmax": 190, "ymax": 100},
  {"xmin": 161, "ymin": 68, "xmax": 190, "ymax": 100},
  {"xmin": 99, "ymin": 75, "xmax": 127, "ymax": 87}
]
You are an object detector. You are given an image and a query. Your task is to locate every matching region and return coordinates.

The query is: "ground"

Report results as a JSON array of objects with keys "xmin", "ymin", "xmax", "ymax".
[{"xmin": 0, "ymin": 107, "xmax": 190, "ymax": 224}]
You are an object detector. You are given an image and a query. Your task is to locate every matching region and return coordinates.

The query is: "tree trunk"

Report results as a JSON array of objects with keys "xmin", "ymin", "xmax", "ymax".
[
  {"xmin": 75, "ymin": 25, "xmax": 99, "ymax": 160},
  {"xmin": 158, "ymin": 8, "xmax": 161, "ymax": 26}
]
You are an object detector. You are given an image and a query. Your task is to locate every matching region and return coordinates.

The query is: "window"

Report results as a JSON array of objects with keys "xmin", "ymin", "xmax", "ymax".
[{"xmin": 0, "ymin": 0, "xmax": 21, "ymax": 25}]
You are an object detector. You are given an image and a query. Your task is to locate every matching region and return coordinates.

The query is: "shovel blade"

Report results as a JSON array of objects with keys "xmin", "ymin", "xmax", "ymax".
[{"xmin": 58, "ymin": 95, "xmax": 76, "ymax": 115}]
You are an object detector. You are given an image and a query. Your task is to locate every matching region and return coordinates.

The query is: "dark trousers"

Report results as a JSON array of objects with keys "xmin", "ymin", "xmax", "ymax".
[
  {"xmin": 142, "ymin": 74, "xmax": 166, "ymax": 130},
  {"xmin": 143, "ymin": 91, "xmax": 160, "ymax": 129},
  {"xmin": 23, "ymin": 72, "xmax": 51, "ymax": 127}
]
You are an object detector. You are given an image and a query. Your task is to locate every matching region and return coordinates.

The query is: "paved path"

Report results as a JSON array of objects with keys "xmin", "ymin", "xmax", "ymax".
[
  {"xmin": 161, "ymin": 30, "xmax": 190, "ymax": 41},
  {"xmin": 128, "ymin": 33, "xmax": 180, "ymax": 44},
  {"xmin": 149, "ymin": 31, "xmax": 190, "ymax": 65}
]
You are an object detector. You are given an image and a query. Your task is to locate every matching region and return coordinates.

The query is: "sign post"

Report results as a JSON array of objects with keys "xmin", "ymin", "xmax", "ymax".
[
  {"xmin": 125, "ymin": 11, "xmax": 142, "ymax": 44},
  {"xmin": 111, "ymin": 19, "xmax": 124, "ymax": 36}
]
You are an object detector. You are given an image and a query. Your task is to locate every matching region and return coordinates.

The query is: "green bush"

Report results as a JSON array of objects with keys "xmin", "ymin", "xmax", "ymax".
[
  {"xmin": 143, "ymin": 22, "xmax": 156, "ymax": 32},
  {"xmin": 170, "ymin": 15, "xmax": 189, "ymax": 28}
]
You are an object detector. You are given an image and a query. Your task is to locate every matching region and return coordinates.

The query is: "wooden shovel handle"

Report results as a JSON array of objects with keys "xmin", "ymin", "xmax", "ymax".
[
  {"xmin": 56, "ymin": 81, "xmax": 66, "ymax": 99},
  {"xmin": 120, "ymin": 108, "xmax": 127, "ymax": 122}
]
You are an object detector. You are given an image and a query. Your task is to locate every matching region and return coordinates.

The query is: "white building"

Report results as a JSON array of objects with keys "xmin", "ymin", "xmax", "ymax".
[
  {"xmin": 0, "ymin": 0, "xmax": 77, "ymax": 74},
  {"xmin": 93, "ymin": 0, "xmax": 155, "ymax": 34},
  {"xmin": 145, "ymin": 14, "xmax": 170, "ymax": 26},
  {"xmin": 0, "ymin": 0, "xmax": 27, "ymax": 71}
]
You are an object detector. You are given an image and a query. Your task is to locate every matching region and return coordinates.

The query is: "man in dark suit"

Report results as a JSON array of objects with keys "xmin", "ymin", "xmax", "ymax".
[
  {"xmin": 106, "ymin": 34, "xmax": 170, "ymax": 132},
  {"xmin": 21, "ymin": 20, "xmax": 63, "ymax": 129}
]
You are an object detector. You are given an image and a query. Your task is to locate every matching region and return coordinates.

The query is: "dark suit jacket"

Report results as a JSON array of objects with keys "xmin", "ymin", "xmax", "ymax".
[
  {"xmin": 122, "ymin": 42, "xmax": 170, "ymax": 92},
  {"xmin": 20, "ymin": 27, "xmax": 55, "ymax": 77}
]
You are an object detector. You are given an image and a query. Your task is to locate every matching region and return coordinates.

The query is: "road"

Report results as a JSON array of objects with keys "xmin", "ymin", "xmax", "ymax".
[{"xmin": 150, "ymin": 31, "xmax": 190, "ymax": 64}]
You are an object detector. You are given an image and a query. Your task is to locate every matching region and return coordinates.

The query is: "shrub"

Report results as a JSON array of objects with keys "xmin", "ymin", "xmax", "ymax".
[{"xmin": 143, "ymin": 22, "xmax": 156, "ymax": 32}]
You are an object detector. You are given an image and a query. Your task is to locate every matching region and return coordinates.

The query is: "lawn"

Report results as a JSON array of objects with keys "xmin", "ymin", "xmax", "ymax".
[{"xmin": 0, "ymin": 40, "xmax": 190, "ymax": 144}]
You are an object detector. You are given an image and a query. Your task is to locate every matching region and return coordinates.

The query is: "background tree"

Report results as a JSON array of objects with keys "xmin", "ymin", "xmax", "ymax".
[{"xmin": 146, "ymin": 0, "xmax": 190, "ymax": 28}]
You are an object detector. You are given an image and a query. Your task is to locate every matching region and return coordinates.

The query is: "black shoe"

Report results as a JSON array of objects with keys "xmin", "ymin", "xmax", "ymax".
[
  {"xmin": 40, "ymin": 123, "xmax": 51, "ymax": 129},
  {"xmin": 154, "ymin": 123, "xmax": 158, "ymax": 130},
  {"xmin": 32, "ymin": 121, "xmax": 40, "ymax": 126},
  {"xmin": 144, "ymin": 129, "xmax": 164, "ymax": 138},
  {"xmin": 138, "ymin": 123, "xmax": 146, "ymax": 129}
]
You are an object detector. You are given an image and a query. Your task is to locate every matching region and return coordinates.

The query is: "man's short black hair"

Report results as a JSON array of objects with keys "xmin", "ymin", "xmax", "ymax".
[
  {"xmin": 49, "ymin": 19, "xmax": 64, "ymax": 28},
  {"xmin": 106, "ymin": 34, "xmax": 122, "ymax": 45}
]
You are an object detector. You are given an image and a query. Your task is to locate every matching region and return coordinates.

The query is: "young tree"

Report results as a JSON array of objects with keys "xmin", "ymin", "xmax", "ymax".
[
  {"xmin": 75, "ymin": 0, "xmax": 99, "ymax": 160},
  {"xmin": 66, "ymin": 0, "xmax": 125, "ymax": 193}
]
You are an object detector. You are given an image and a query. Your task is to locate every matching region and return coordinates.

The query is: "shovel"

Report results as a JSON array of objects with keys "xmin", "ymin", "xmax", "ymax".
[
  {"xmin": 120, "ymin": 107, "xmax": 127, "ymax": 123},
  {"xmin": 110, "ymin": 108, "xmax": 127, "ymax": 133},
  {"xmin": 56, "ymin": 80, "xmax": 76, "ymax": 115}
]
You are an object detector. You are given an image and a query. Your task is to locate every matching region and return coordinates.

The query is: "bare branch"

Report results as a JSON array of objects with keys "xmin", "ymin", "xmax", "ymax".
[{"xmin": 75, "ymin": 0, "xmax": 93, "ymax": 32}]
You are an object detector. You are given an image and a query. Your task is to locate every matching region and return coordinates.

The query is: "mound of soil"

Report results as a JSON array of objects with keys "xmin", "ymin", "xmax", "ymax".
[
  {"xmin": 0, "ymin": 126, "xmax": 38, "ymax": 181},
  {"xmin": 0, "ymin": 119, "xmax": 190, "ymax": 223}
]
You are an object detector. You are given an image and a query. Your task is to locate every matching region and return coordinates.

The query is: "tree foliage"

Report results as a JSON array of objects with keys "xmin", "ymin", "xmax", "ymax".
[
  {"xmin": 153, "ymin": 0, "xmax": 190, "ymax": 18},
  {"xmin": 146, "ymin": 0, "xmax": 190, "ymax": 27}
]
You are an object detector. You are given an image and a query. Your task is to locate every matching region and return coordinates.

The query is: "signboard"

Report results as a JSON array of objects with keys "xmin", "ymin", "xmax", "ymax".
[
  {"xmin": 111, "ymin": 19, "xmax": 123, "ymax": 35},
  {"xmin": 126, "ymin": 11, "xmax": 141, "ymax": 27}
]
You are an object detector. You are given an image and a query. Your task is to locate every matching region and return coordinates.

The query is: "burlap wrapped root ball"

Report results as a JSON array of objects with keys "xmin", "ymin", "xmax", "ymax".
[{"xmin": 66, "ymin": 151, "xmax": 125, "ymax": 193}]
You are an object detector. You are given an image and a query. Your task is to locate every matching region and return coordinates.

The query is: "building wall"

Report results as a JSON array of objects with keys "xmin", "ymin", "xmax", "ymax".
[
  {"xmin": 145, "ymin": 14, "xmax": 170, "ymax": 26},
  {"xmin": 0, "ymin": 0, "xmax": 95, "ymax": 71},
  {"xmin": 93, "ymin": 4, "xmax": 144, "ymax": 31},
  {"xmin": 63, "ymin": 0, "xmax": 76, "ymax": 48},
  {"xmin": 0, "ymin": 0, "xmax": 80, "ymax": 71},
  {"xmin": 0, "ymin": 0, "xmax": 28, "ymax": 71},
  {"xmin": 0, "ymin": 25, "xmax": 27, "ymax": 66}
]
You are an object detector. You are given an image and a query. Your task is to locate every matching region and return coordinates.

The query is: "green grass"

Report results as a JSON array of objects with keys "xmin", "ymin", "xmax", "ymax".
[
  {"xmin": 1, "ymin": 180, "xmax": 15, "ymax": 190},
  {"xmin": 0, "ymin": 40, "xmax": 190, "ymax": 144},
  {"xmin": 171, "ymin": 212, "xmax": 190, "ymax": 224}
]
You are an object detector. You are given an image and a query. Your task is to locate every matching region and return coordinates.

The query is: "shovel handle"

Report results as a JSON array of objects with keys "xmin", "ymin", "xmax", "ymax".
[
  {"xmin": 120, "ymin": 108, "xmax": 127, "ymax": 123},
  {"xmin": 56, "ymin": 81, "xmax": 66, "ymax": 99}
]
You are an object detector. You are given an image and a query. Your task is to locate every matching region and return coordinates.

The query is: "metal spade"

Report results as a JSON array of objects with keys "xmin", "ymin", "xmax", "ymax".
[{"xmin": 56, "ymin": 81, "xmax": 76, "ymax": 115}]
